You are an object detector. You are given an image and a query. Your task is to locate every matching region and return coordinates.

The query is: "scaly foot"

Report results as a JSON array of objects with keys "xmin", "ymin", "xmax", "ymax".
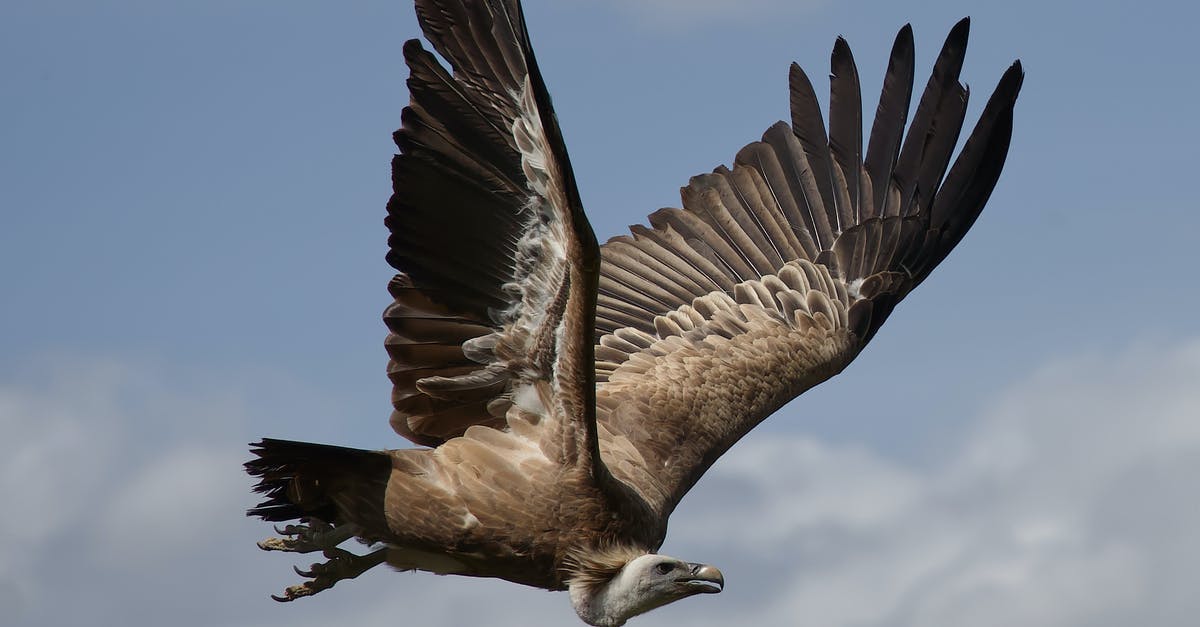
[{"xmin": 272, "ymin": 547, "xmax": 387, "ymax": 602}]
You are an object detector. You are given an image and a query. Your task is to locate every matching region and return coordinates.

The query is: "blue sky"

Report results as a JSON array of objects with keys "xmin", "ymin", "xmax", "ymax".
[{"xmin": 2, "ymin": 1, "xmax": 1198, "ymax": 625}]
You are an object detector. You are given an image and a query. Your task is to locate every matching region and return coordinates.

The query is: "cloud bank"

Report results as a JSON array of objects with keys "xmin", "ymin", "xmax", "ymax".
[{"xmin": 3, "ymin": 339, "xmax": 1198, "ymax": 626}]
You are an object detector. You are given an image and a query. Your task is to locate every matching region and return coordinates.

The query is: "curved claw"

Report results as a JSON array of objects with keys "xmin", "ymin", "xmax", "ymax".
[
  {"xmin": 273, "ymin": 583, "xmax": 319, "ymax": 602},
  {"xmin": 262, "ymin": 546, "xmax": 386, "ymax": 603}
]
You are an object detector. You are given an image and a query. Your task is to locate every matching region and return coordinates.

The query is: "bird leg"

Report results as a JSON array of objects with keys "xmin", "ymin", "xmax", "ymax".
[
  {"xmin": 257, "ymin": 518, "xmax": 358, "ymax": 554},
  {"xmin": 272, "ymin": 547, "xmax": 387, "ymax": 602}
]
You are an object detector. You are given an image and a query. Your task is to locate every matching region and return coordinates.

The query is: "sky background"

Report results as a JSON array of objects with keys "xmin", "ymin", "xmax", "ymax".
[{"xmin": 2, "ymin": 0, "xmax": 1198, "ymax": 625}]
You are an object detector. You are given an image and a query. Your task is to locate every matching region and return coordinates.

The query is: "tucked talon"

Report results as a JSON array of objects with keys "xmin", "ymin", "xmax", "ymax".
[{"xmin": 256, "ymin": 521, "xmax": 359, "ymax": 554}]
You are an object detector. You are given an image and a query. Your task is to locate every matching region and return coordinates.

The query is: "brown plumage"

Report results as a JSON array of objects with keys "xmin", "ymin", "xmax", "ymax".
[{"xmin": 245, "ymin": 2, "xmax": 1023, "ymax": 625}]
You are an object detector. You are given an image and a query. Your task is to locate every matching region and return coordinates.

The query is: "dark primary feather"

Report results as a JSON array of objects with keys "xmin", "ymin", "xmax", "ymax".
[
  {"xmin": 921, "ymin": 60, "xmax": 1023, "ymax": 278},
  {"xmin": 893, "ymin": 17, "xmax": 970, "ymax": 217},
  {"xmin": 788, "ymin": 65, "xmax": 841, "ymax": 243},
  {"xmin": 829, "ymin": 36, "xmax": 864, "ymax": 225},
  {"xmin": 863, "ymin": 24, "xmax": 915, "ymax": 217}
]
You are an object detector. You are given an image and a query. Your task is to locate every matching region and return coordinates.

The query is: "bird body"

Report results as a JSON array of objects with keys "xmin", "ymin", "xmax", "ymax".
[{"xmin": 246, "ymin": 1, "xmax": 1022, "ymax": 624}]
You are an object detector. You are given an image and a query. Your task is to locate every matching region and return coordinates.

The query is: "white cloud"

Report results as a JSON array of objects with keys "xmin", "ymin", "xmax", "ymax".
[
  {"xmin": 0, "ymin": 356, "xmax": 257, "ymax": 625},
  {"xmin": 94, "ymin": 445, "xmax": 247, "ymax": 566},
  {"xmin": 3, "ymin": 339, "xmax": 1198, "ymax": 626},
  {"xmin": 0, "ymin": 360, "xmax": 123, "ymax": 549}
]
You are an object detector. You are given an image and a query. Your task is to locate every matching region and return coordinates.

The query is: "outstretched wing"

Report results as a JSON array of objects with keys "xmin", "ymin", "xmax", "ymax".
[
  {"xmin": 386, "ymin": 0, "xmax": 601, "ymax": 470},
  {"xmin": 594, "ymin": 20, "xmax": 1024, "ymax": 516}
]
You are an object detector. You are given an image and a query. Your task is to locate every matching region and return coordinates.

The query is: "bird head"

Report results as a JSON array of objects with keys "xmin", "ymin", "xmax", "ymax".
[{"xmin": 568, "ymin": 553, "xmax": 724, "ymax": 626}]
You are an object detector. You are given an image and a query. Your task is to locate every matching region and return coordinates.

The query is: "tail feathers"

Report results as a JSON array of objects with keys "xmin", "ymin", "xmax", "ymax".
[
  {"xmin": 245, "ymin": 438, "xmax": 391, "ymax": 529},
  {"xmin": 246, "ymin": 439, "xmax": 397, "ymax": 601}
]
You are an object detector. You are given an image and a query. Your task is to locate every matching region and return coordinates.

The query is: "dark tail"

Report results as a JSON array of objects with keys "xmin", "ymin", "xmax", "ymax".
[
  {"xmin": 245, "ymin": 438, "xmax": 396, "ymax": 601},
  {"xmin": 244, "ymin": 438, "xmax": 391, "ymax": 529}
]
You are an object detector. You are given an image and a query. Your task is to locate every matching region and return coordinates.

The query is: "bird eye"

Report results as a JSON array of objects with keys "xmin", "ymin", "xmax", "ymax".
[{"xmin": 654, "ymin": 562, "xmax": 673, "ymax": 575}]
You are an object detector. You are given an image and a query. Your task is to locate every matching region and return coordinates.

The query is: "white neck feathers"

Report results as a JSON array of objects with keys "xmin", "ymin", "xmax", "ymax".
[{"xmin": 568, "ymin": 554, "xmax": 664, "ymax": 627}]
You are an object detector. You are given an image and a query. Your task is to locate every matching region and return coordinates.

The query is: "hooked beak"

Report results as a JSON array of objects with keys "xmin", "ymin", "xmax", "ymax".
[{"xmin": 677, "ymin": 563, "xmax": 724, "ymax": 594}]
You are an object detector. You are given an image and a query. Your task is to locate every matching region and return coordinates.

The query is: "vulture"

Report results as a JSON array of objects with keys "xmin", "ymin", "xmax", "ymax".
[{"xmin": 246, "ymin": 1, "xmax": 1023, "ymax": 625}]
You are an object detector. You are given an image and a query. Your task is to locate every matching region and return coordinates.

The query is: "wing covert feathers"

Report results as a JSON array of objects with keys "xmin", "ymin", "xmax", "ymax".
[
  {"xmin": 595, "ymin": 19, "xmax": 1022, "ymax": 513},
  {"xmin": 387, "ymin": 0, "xmax": 599, "ymax": 462}
]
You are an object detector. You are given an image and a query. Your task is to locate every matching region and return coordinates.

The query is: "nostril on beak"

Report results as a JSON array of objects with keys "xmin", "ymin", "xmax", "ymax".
[{"xmin": 683, "ymin": 563, "xmax": 724, "ymax": 592}]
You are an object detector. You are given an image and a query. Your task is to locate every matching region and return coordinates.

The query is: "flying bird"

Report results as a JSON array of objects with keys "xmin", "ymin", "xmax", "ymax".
[{"xmin": 246, "ymin": 1, "xmax": 1023, "ymax": 625}]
